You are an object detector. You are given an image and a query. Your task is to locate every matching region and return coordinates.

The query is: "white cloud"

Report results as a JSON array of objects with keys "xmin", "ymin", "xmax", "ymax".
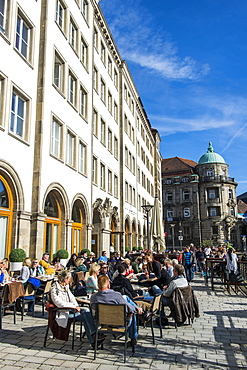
[{"xmin": 101, "ymin": 1, "xmax": 210, "ymax": 81}]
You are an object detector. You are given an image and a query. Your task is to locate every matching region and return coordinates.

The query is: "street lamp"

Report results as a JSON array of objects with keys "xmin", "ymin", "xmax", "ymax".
[
  {"xmin": 170, "ymin": 224, "xmax": 175, "ymax": 251},
  {"xmin": 178, "ymin": 229, "xmax": 183, "ymax": 250},
  {"xmin": 142, "ymin": 204, "xmax": 153, "ymax": 250}
]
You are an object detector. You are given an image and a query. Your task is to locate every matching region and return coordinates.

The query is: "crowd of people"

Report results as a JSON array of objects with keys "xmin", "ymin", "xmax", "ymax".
[{"xmin": 0, "ymin": 243, "xmax": 244, "ymax": 349}]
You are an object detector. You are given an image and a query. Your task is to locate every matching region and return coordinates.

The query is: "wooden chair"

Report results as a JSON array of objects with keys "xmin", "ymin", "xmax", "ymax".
[
  {"xmin": 0, "ymin": 284, "xmax": 17, "ymax": 329},
  {"xmin": 94, "ymin": 303, "xmax": 134, "ymax": 363}
]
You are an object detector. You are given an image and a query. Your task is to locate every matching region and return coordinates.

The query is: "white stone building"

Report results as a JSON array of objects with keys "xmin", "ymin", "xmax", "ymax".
[{"xmin": 0, "ymin": 0, "xmax": 162, "ymax": 259}]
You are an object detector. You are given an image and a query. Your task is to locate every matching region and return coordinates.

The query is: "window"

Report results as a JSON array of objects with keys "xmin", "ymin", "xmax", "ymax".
[
  {"xmin": 79, "ymin": 86, "xmax": 87, "ymax": 119},
  {"xmin": 92, "ymin": 156, "xmax": 97, "ymax": 184},
  {"xmin": 208, "ymin": 189, "xmax": 216, "ymax": 199},
  {"xmin": 184, "ymin": 208, "xmax": 190, "ymax": 217},
  {"xmin": 166, "ymin": 192, "xmax": 173, "ymax": 202},
  {"xmin": 165, "ymin": 179, "xmax": 172, "ymax": 185},
  {"xmin": 230, "ymin": 207, "xmax": 235, "ymax": 217},
  {"xmin": 184, "ymin": 227, "xmax": 192, "ymax": 240},
  {"xmin": 100, "ymin": 119, "xmax": 105, "ymax": 145},
  {"xmin": 55, "ymin": 0, "xmax": 66, "ymax": 33},
  {"xmin": 207, "ymin": 170, "xmax": 213, "ymax": 177},
  {"xmin": 93, "ymin": 28, "xmax": 98, "ymax": 49},
  {"xmin": 0, "ymin": 0, "xmax": 8, "ymax": 34},
  {"xmin": 100, "ymin": 42, "xmax": 105, "ymax": 64},
  {"xmin": 209, "ymin": 207, "xmax": 220, "ymax": 217},
  {"xmin": 108, "ymin": 170, "xmax": 112, "ymax": 194},
  {"xmin": 0, "ymin": 74, "xmax": 6, "ymax": 127},
  {"xmin": 53, "ymin": 51, "xmax": 65, "ymax": 92},
  {"xmin": 81, "ymin": 38, "xmax": 88, "ymax": 68},
  {"xmin": 107, "ymin": 91, "xmax": 112, "ymax": 113},
  {"xmin": 125, "ymin": 181, "xmax": 128, "ymax": 201},
  {"xmin": 93, "ymin": 66, "xmax": 98, "ymax": 91},
  {"xmin": 167, "ymin": 210, "xmax": 173, "ymax": 220},
  {"xmin": 81, "ymin": 0, "xmax": 88, "ymax": 20},
  {"xmin": 133, "ymin": 188, "xmax": 136, "ymax": 206},
  {"xmin": 114, "ymin": 102, "xmax": 118, "ymax": 122},
  {"xmin": 107, "ymin": 128, "xmax": 112, "ymax": 152},
  {"xmin": 114, "ymin": 175, "xmax": 118, "ymax": 197},
  {"xmin": 79, "ymin": 141, "xmax": 86, "ymax": 175},
  {"xmin": 93, "ymin": 109, "xmax": 98, "ymax": 137},
  {"xmin": 182, "ymin": 177, "xmax": 189, "ymax": 183},
  {"xmin": 15, "ymin": 13, "xmax": 32, "ymax": 61},
  {"xmin": 100, "ymin": 163, "xmax": 105, "ymax": 189},
  {"xmin": 69, "ymin": 18, "xmax": 78, "ymax": 51},
  {"xmin": 114, "ymin": 69, "xmax": 118, "ymax": 89},
  {"xmin": 212, "ymin": 226, "xmax": 218, "ymax": 235},
  {"xmin": 51, "ymin": 118, "xmax": 63, "ymax": 159},
  {"xmin": 100, "ymin": 79, "xmax": 105, "ymax": 102},
  {"xmin": 10, "ymin": 90, "xmax": 29, "ymax": 140},
  {"xmin": 108, "ymin": 57, "xmax": 112, "ymax": 77},
  {"xmin": 114, "ymin": 137, "xmax": 118, "ymax": 159},
  {"xmin": 124, "ymin": 114, "xmax": 127, "ymax": 132},
  {"xmin": 66, "ymin": 130, "xmax": 76, "ymax": 167},
  {"xmin": 137, "ymin": 167, "xmax": 140, "ymax": 183},
  {"xmin": 229, "ymin": 189, "xmax": 233, "ymax": 199},
  {"xmin": 183, "ymin": 190, "xmax": 190, "ymax": 201},
  {"xmin": 68, "ymin": 71, "xmax": 77, "ymax": 107}
]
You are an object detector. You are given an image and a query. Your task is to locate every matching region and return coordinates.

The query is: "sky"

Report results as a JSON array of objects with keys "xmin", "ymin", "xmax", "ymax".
[{"xmin": 100, "ymin": 0, "xmax": 247, "ymax": 196}]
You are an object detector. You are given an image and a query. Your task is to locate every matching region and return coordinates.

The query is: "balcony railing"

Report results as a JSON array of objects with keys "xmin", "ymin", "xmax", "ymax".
[{"xmin": 202, "ymin": 175, "xmax": 235, "ymax": 183}]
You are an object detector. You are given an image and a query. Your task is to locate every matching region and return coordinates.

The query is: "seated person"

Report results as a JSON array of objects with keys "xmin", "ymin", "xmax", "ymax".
[
  {"xmin": 99, "ymin": 262, "xmax": 113, "ymax": 283},
  {"xmin": 72, "ymin": 258, "xmax": 87, "ymax": 274},
  {"xmin": 50, "ymin": 270, "xmax": 105, "ymax": 348},
  {"xmin": 112, "ymin": 264, "xmax": 138, "ymax": 299},
  {"xmin": 51, "ymin": 257, "xmax": 64, "ymax": 272},
  {"xmin": 39, "ymin": 253, "xmax": 55, "ymax": 275},
  {"xmin": 145, "ymin": 252, "xmax": 161, "ymax": 280},
  {"xmin": 66, "ymin": 253, "xmax": 77, "ymax": 270},
  {"xmin": 86, "ymin": 263, "xmax": 100, "ymax": 295},
  {"xmin": 0, "ymin": 258, "xmax": 5, "ymax": 283},
  {"xmin": 164, "ymin": 259, "xmax": 174, "ymax": 278},
  {"xmin": 85, "ymin": 252, "xmax": 97, "ymax": 267},
  {"xmin": 19, "ymin": 257, "xmax": 32, "ymax": 282},
  {"xmin": 30, "ymin": 259, "xmax": 45, "ymax": 277},
  {"xmin": 132, "ymin": 257, "xmax": 142, "ymax": 274},
  {"xmin": 90, "ymin": 275, "xmax": 143, "ymax": 346},
  {"xmin": 97, "ymin": 251, "xmax": 108, "ymax": 264},
  {"xmin": 152, "ymin": 264, "xmax": 188, "ymax": 310}
]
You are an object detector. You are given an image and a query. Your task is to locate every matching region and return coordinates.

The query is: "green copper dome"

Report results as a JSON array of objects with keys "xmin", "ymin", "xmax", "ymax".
[{"xmin": 198, "ymin": 142, "xmax": 226, "ymax": 165}]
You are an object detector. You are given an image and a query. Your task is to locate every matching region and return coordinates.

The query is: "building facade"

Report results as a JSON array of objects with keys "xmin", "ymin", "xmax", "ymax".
[
  {"xmin": 162, "ymin": 143, "xmax": 241, "ymax": 249},
  {"xmin": 0, "ymin": 0, "xmax": 162, "ymax": 259}
]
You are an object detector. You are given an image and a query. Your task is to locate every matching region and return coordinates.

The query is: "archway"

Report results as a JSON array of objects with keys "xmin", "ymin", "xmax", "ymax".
[
  {"xmin": 71, "ymin": 198, "xmax": 87, "ymax": 255},
  {"xmin": 0, "ymin": 176, "xmax": 13, "ymax": 257},
  {"xmin": 44, "ymin": 191, "xmax": 62, "ymax": 257}
]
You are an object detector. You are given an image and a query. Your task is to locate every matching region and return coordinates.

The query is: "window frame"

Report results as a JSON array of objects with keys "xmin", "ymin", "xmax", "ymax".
[
  {"xmin": 79, "ymin": 140, "xmax": 87, "ymax": 175},
  {"xmin": 79, "ymin": 85, "xmax": 87, "ymax": 119},
  {"xmin": 15, "ymin": 9, "xmax": 34, "ymax": 64},
  {"xmin": 51, "ymin": 116, "xmax": 63, "ymax": 160},
  {"xmin": 68, "ymin": 69, "xmax": 78, "ymax": 108},
  {"xmin": 53, "ymin": 49, "xmax": 65, "ymax": 93},
  {"xmin": 66, "ymin": 129, "xmax": 76, "ymax": 168},
  {"xmin": 10, "ymin": 86, "xmax": 30, "ymax": 142}
]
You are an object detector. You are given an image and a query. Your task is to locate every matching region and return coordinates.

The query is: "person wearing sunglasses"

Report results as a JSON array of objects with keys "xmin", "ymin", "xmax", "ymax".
[{"xmin": 30, "ymin": 259, "xmax": 45, "ymax": 277}]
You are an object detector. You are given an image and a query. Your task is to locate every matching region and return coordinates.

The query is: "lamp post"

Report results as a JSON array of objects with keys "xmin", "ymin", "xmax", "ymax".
[
  {"xmin": 142, "ymin": 204, "xmax": 153, "ymax": 250},
  {"xmin": 170, "ymin": 223, "xmax": 175, "ymax": 251},
  {"xmin": 178, "ymin": 229, "xmax": 183, "ymax": 250}
]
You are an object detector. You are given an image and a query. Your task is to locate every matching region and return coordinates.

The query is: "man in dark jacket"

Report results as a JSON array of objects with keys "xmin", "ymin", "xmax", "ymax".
[
  {"xmin": 182, "ymin": 246, "xmax": 196, "ymax": 282},
  {"xmin": 112, "ymin": 264, "xmax": 138, "ymax": 299}
]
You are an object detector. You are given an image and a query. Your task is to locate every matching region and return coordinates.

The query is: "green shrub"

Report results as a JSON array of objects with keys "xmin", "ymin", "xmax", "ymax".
[
  {"xmin": 138, "ymin": 246, "xmax": 143, "ymax": 251},
  {"xmin": 9, "ymin": 248, "xmax": 26, "ymax": 262},
  {"xmin": 56, "ymin": 249, "xmax": 69, "ymax": 259},
  {"xmin": 133, "ymin": 246, "xmax": 138, "ymax": 251},
  {"xmin": 125, "ymin": 247, "xmax": 130, "ymax": 252}
]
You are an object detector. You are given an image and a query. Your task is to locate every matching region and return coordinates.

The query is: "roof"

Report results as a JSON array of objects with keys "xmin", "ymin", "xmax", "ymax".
[
  {"xmin": 237, "ymin": 192, "xmax": 247, "ymax": 204},
  {"xmin": 161, "ymin": 157, "xmax": 197, "ymax": 177},
  {"xmin": 198, "ymin": 142, "xmax": 226, "ymax": 165},
  {"xmin": 237, "ymin": 199, "xmax": 247, "ymax": 215}
]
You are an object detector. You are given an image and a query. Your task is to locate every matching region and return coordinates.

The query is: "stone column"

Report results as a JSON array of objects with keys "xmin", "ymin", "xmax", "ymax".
[
  {"xmin": 86, "ymin": 224, "xmax": 93, "ymax": 251},
  {"xmin": 16, "ymin": 211, "xmax": 32, "ymax": 256},
  {"xmin": 30, "ymin": 212, "xmax": 46, "ymax": 259},
  {"xmin": 101, "ymin": 228, "xmax": 111, "ymax": 255}
]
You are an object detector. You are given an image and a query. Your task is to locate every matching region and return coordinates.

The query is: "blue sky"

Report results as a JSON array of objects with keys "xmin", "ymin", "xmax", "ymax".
[{"xmin": 100, "ymin": 0, "xmax": 247, "ymax": 196}]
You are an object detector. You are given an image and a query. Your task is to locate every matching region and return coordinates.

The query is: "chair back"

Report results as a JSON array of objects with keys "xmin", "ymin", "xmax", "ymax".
[
  {"xmin": 1, "ymin": 284, "xmax": 10, "ymax": 305},
  {"xmin": 84, "ymin": 271, "xmax": 90, "ymax": 281},
  {"xmin": 97, "ymin": 303, "xmax": 126, "ymax": 327},
  {"xmin": 151, "ymin": 293, "xmax": 162, "ymax": 312},
  {"xmin": 44, "ymin": 279, "xmax": 53, "ymax": 294},
  {"xmin": 73, "ymin": 271, "xmax": 85, "ymax": 285},
  {"xmin": 24, "ymin": 282, "xmax": 35, "ymax": 296}
]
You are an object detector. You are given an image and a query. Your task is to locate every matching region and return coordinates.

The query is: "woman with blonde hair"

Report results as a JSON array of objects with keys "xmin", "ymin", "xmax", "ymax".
[
  {"xmin": 19, "ymin": 257, "xmax": 32, "ymax": 282},
  {"xmin": 86, "ymin": 263, "xmax": 100, "ymax": 294}
]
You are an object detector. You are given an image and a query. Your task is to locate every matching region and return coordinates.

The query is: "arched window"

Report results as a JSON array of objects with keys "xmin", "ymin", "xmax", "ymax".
[
  {"xmin": 44, "ymin": 192, "xmax": 61, "ymax": 256},
  {"xmin": 71, "ymin": 200, "xmax": 83, "ymax": 255},
  {"xmin": 0, "ymin": 177, "xmax": 13, "ymax": 257}
]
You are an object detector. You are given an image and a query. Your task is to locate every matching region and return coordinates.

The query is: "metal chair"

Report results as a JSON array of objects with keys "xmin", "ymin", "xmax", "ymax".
[
  {"xmin": 0, "ymin": 284, "xmax": 17, "ymax": 329},
  {"xmin": 19, "ymin": 282, "xmax": 36, "ymax": 320},
  {"xmin": 149, "ymin": 293, "xmax": 163, "ymax": 344},
  {"xmin": 35, "ymin": 279, "xmax": 53, "ymax": 316},
  {"xmin": 94, "ymin": 303, "xmax": 135, "ymax": 363}
]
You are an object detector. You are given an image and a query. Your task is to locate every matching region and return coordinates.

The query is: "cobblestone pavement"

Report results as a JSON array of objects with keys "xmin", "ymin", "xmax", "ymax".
[{"xmin": 1, "ymin": 275, "xmax": 247, "ymax": 370}]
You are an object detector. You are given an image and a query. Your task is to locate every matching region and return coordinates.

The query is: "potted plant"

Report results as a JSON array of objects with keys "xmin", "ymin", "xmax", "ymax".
[
  {"xmin": 133, "ymin": 246, "xmax": 138, "ymax": 252},
  {"xmin": 138, "ymin": 246, "xmax": 143, "ymax": 251},
  {"xmin": 56, "ymin": 249, "xmax": 69, "ymax": 267},
  {"xmin": 9, "ymin": 248, "xmax": 26, "ymax": 271}
]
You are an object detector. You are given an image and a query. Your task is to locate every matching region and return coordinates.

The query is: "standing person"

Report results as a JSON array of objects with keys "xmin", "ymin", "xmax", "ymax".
[
  {"xmin": 225, "ymin": 247, "xmax": 238, "ymax": 283},
  {"xmin": 39, "ymin": 253, "xmax": 55, "ymax": 275},
  {"xmin": 109, "ymin": 243, "xmax": 115, "ymax": 254},
  {"xmin": 182, "ymin": 246, "xmax": 196, "ymax": 283},
  {"xmin": 196, "ymin": 247, "xmax": 206, "ymax": 275}
]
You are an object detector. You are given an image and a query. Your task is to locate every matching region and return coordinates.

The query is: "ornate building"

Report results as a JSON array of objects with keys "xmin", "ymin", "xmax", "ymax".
[
  {"xmin": 162, "ymin": 142, "xmax": 241, "ymax": 249},
  {"xmin": 0, "ymin": 0, "xmax": 162, "ymax": 259}
]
